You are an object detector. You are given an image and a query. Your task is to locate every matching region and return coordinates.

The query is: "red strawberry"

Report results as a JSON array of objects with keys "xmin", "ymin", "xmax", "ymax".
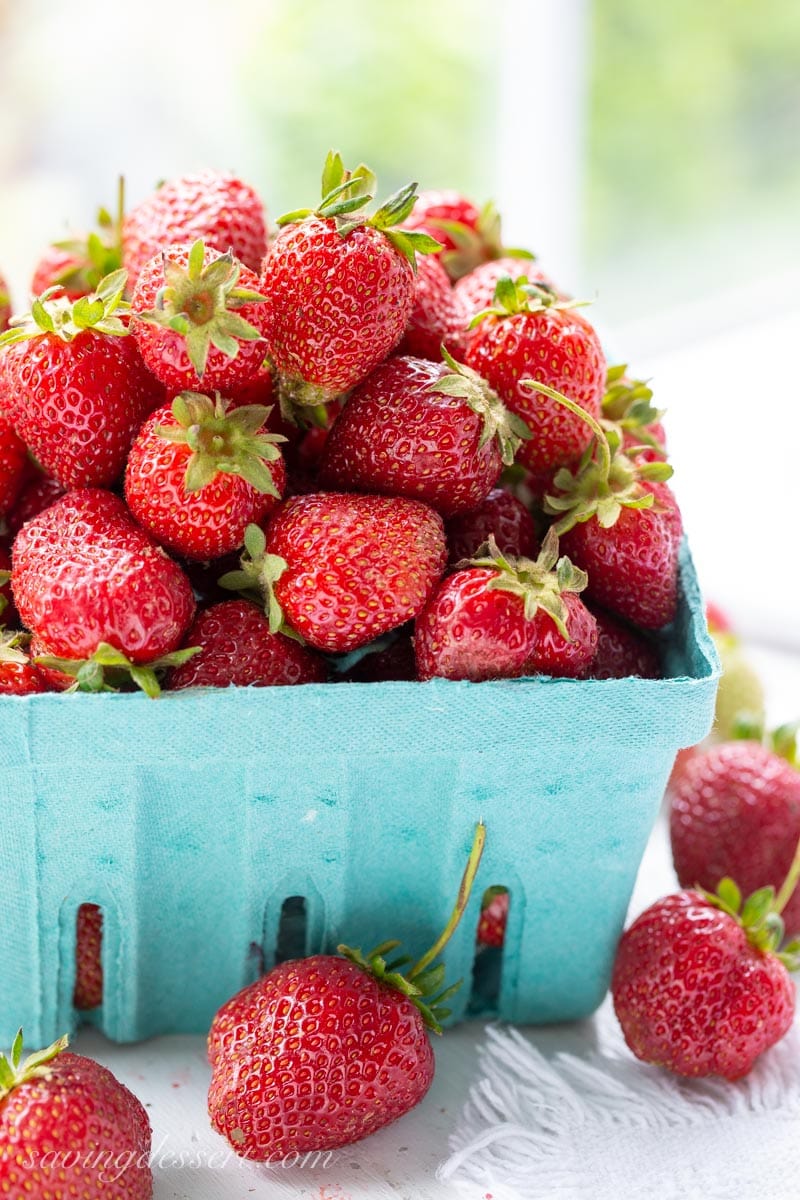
[
  {"xmin": 415, "ymin": 529, "xmax": 597, "ymax": 681},
  {"xmin": 0, "ymin": 629, "xmax": 50, "ymax": 695},
  {"xmin": 455, "ymin": 257, "xmax": 557, "ymax": 334},
  {"xmin": 0, "ymin": 543, "xmax": 12, "ymax": 620},
  {"xmin": 12, "ymin": 488, "xmax": 196, "ymax": 668},
  {"xmin": 6, "ymin": 473, "xmax": 65, "ymax": 537},
  {"xmin": 227, "ymin": 494, "xmax": 446, "ymax": 653},
  {"xmin": 402, "ymin": 192, "xmax": 534, "ymax": 281},
  {"xmin": 533, "ymin": 381, "xmax": 682, "ymax": 629},
  {"xmin": 0, "ymin": 272, "xmax": 165, "ymax": 489},
  {"xmin": 320, "ymin": 353, "xmax": 529, "ymax": 518},
  {"xmin": 0, "ymin": 416, "xmax": 28, "ymax": 516},
  {"xmin": 30, "ymin": 183, "xmax": 125, "ymax": 301},
  {"xmin": 168, "ymin": 599, "xmax": 327, "ymax": 689},
  {"xmin": 261, "ymin": 153, "xmax": 439, "ymax": 411},
  {"xmin": 446, "ymin": 487, "xmax": 538, "ymax": 565},
  {"xmin": 706, "ymin": 600, "xmax": 733, "ymax": 634},
  {"xmin": 601, "ymin": 364, "xmax": 667, "ymax": 462},
  {"xmin": 124, "ymin": 392, "xmax": 286, "ymax": 561},
  {"xmin": 670, "ymin": 734, "xmax": 800, "ymax": 937},
  {"xmin": 0, "ymin": 1031, "xmax": 152, "ymax": 1197},
  {"xmin": 612, "ymin": 882, "xmax": 799, "ymax": 1079},
  {"xmin": 74, "ymin": 904, "xmax": 103, "ymax": 1010},
  {"xmin": 396, "ymin": 253, "xmax": 465, "ymax": 361},
  {"xmin": 465, "ymin": 280, "xmax": 606, "ymax": 474},
  {"xmin": 584, "ymin": 604, "xmax": 661, "ymax": 679},
  {"xmin": 477, "ymin": 888, "xmax": 509, "ymax": 948},
  {"xmin": 0, "ymin": 271, "xmax": 11, "ymax": 332},
  {"xmin": 208, "ymin": 824, "xmax": 486, "ymax": 1158},
  {"xmin": 131, "ymin": 240, "xmax": 270, "ymax": 394},
  {"xmin": 122, "ymin": 169, "xmax": 268, "ymax": 288}
]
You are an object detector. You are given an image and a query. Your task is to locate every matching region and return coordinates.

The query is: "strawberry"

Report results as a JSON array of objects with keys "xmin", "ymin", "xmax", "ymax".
[
  {"xmin": 0, "ymin": 271, "xmax": 11, "ymax": 332},
  {"xmin": 337, "ymin": 632, "xmax": 417, "ymax": 683},
  {"xmin": 532, "ymin": 381, "xmax": 682, "ymax": 629},
  {"xmin": 0, "ymin": 1030, "xmax": 152, "ymax": 1197},
  {"xmin": 454, "ymin": 257, "xmax": 557, "ymax": 335},
  {"xmin": 223, "ymin": 494, "xmax": 446, "ymax": 653},
  {"xmin": 131, "ymin": 240, "xmax": 270, "ymax": 394},
  {"xmin": 584, "ymin": 604, "xmax": 661, "ymax": 679},
  {"xmin": 0, "ymin": 272, "xmax": 165, "ymax": 489},
  {"xmin": 124, "ymin": 392, "xmax": 286, "ymax": 561},
  {"xmin": 208, "ymin": 824, "xmax": 486, "ymax": 1158},
  {"xmin": 477, "ymin": 887, "xmax": 509, "ymax": 948},
  {"xmin": 711, "ymin": 629, "xmax": 766, "ymax": 742},
  {"xmin": 0, "ymin": 629, "xmax": 50, "ymax": 695},
  {"xmin": 261, "ymin": 152, "xmax": 440, "ymax": 411},
  {"xmin": 0, "ymin": 416, "xmax": 28, "ymax": 516},
  {"xmin": 415, "ymin": 529, "xmax": 597, "ymax": 681},
  {"xmin": 5, "ymin": 473, "xmax": 65, "ymax": 537},
  {"xmin": 445, "ymin": 487, "xmax": 538, "ymax": 565},
  {"xmin": 319, "ymin": 352, "xmax": 530, "ymax": 518},
  {"xmin": 167, "ymin": 599, "xmax": 327, "ymax": 689},
  {"xmin": 465, "ymin": 279, "xmax": 606, "ymax": 474},
  {"xmin": 74, "ymin": 904, "xmax": 103, "ymax": 1010},
  {"xmin": 706, "ymin": 600, "xmax": 734, "ymax": 634},
  {"xmin": 122, "ymin": 168, "xmax": 268, "ymax": 288},
  {"xmin": 670, "ymin": 732, "xmax": 800, "ymax": 937},
  {"xmin": 0, "ymin": 544, "xmax": 12, "ymax": 621},
  {"xmin": 612, "ymin": 874, "xmax": 800, "ymax": 1079},
  {"xmin": 12, "ymin": 488, "xmax": 196, "ymax": 674},
  {"xmin": 30, "ymin": 181, "xmax": 125, "ymax": 301},
  {"xmin": 601, "ymin": 364, "xmax": 667, "ymax": 462},
  {"xmin": 402, "ymin": 192, "xmax": 534, "ymax": 281},
  {"xmin": 396, "ymin": 253, "xmax": 465, "ymax": 362}
]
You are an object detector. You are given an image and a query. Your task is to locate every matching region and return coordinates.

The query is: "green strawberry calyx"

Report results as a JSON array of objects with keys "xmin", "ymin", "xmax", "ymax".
[
  {"xmin": 426, "ymin": 199, "xmax": 535, "ymax": 282},
  {"xmin": 34, "ymin": 642, "xmax": 201, "ymax": 699},
  {"xmin": 702, "ymin": 829, "xmax": 800, "ymax": 969},
  {"xmin": 428, "ymin": 346, "xmax": 532, "ymax": 466},
  {"xmin": 0, "ymin": 628, "xmax": 31, "ymax": 666},
  {"xmin": 601, "ymin": 364, "xmax": 667, "ymax": 458},
  {"xmin": 467, "ymin": 528, "xmax": 587, "ymax": 642},
  {"xmin": 275, "ymin": 150, "xmax": 442, "ymax": 270},
  {"xmin": 339, "ymin": 821, "xmax": 486, "ymax": 1034},
  {"xmin": 155, "ymin": 392, "xmax": 286, "ymax": 496},
  {"xmin": 218, "ymin": 523, "xmax": 303, "ymax": 643},
  {"xmin": 0, "ymin": 269, "xmax": 130, "ymax": 347},
  {"xmin": 135, "ymin": 239, "xmax": 268, "ymax": 379},
  {"xmin": 524, "ymin": 380, "xmax": 674, "ymax": 535},
  {"xmin": 729, "ymin": 717, "xmax": 799, "ymax": 770},
  {"xmin": 0, "ymin": 1030, "xmax": 70, "ymax": 1102},
  {"xmin": 469, "ymin": 275, "xmax": 588, "ymax": 330},
  {"xmin": 44, "ymin": 177, "xmax": 126, "ymax": 297}
]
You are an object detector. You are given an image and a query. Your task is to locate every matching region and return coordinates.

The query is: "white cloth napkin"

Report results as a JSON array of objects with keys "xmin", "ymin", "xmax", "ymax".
[{"xmin": 439, "ymin": 1001, "xmax": 800, "ymax": 1200}]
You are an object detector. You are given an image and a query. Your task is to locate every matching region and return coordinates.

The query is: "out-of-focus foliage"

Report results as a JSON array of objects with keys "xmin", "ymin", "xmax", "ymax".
[
  {"xmin": 240, "ymin": 0, "xmax": 499, "ymax": 211},
  {"xmin": 587, "ymin": 0, "xmax": 800, "ymax": 311}
]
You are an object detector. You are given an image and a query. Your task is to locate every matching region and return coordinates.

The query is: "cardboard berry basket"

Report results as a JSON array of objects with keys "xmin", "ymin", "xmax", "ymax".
[{"xmin": 0, "ymin": 539, "xmax": 718, "ymax": 1047}]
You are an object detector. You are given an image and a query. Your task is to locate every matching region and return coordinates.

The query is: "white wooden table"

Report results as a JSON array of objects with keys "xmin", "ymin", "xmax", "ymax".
[{"xmin": 73, "ymin": 643, "xmax": 799, "ymax": 1199}]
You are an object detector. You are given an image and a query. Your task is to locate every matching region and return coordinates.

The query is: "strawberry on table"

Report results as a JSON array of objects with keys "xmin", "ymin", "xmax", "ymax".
[
  {"xmin": 0, "ymin": 1030, "xmax": 152, "ymax": 1197},
  {"xmin": 670, "ymin": 729, "xmax": 800, "ymax": 937},
  {"xmin": 208, "ymin": 824, "xmax": 486, "ymax": 1159},
  {"xmin": 12, "ymin": 489, "xmax": 197, "ymax": 694},
  {"xmin": 223, "ymin": 495, "xmax": 446, "ymax": 653},
  {"xmin": 122, "ymin": 168, "xmax": 268, "ymax": 289},
  {"xmin": 415, "ymin": 528, "xmax": 597, "ymax": 682},
  {"xmin": 261, "ymin": 151, "xmax": 440, "ymax": 412},
  {"xmin": 0, "ymin": 271, "xmax": 165, "ymax": 489},
  {"xmin": 612, "ymin": 867, "xmax": 800, "ymax": 1079},
  {"xmin": 167, "ymin": 599, "xmax": 327, "ymax": 690},
  {"xmin": 124, "ymin": 392, "xmax": 286, "ymax": 560},
  {"xmin": 131, "ymin": 239, "xmax": 270, "ymax": 395},
  {"xmin": 319, "ymin": 351, "xmax": 530, "ymax": 518},
  {"xmin": 465, "ymin": 278, "xmax": 606, "ymax": 474}
]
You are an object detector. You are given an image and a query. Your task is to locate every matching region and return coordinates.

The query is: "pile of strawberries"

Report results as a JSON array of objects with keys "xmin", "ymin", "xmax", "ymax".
[{"xmin": 0, "ymin": 154, "xmax": 678, "ymax": 697}]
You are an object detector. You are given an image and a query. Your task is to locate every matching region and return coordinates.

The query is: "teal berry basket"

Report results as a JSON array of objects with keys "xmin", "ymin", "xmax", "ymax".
[{"xmin": 0, "ymin": 538, "xmax": 718, "ymax": 1047}]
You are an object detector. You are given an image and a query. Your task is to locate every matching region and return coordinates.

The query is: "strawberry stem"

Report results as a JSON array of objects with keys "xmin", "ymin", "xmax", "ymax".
[
  {"xmin": 774, "ymin": 831, "xmax": 800, "ymax": 917},
  {"xmin": 524, "ymin": 379, "xmax": 611, "ymax": 479},
  {"xmin": 406, "ymin": 822, "xmax": 486, "ymax": 982}
]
